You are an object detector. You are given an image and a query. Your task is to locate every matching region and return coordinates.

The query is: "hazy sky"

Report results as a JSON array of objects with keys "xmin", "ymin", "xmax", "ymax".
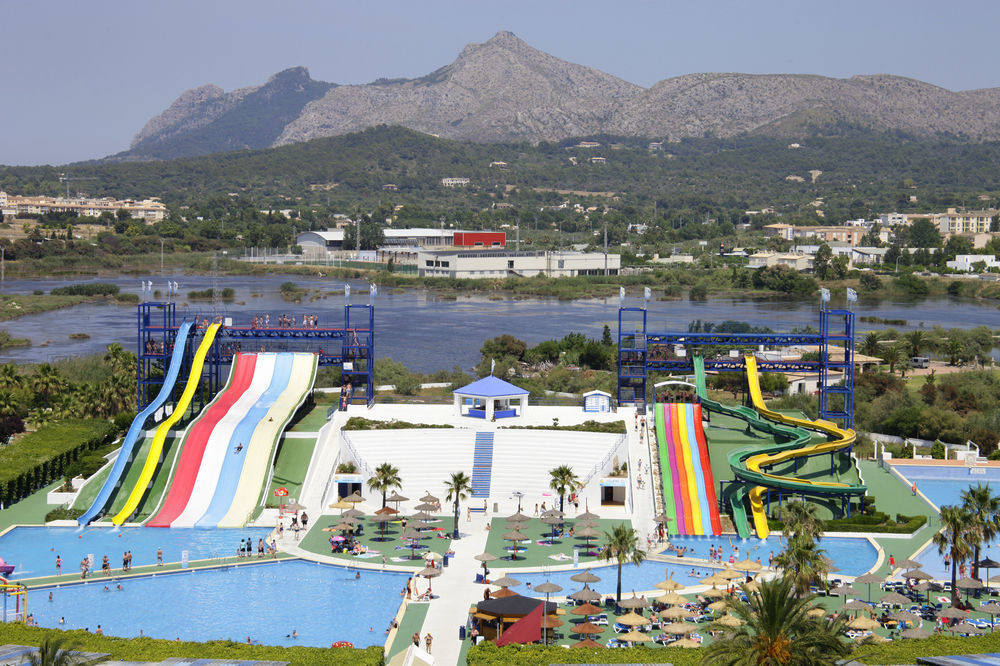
[{"xmin": 4, "ymin": 0, "xmax": 1000, "ymax": 166}]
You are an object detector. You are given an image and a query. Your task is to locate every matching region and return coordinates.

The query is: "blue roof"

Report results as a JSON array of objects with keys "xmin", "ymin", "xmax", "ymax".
[{"xmin": 453, "ymin": 375, "xmax": 529, "ymax": 397}]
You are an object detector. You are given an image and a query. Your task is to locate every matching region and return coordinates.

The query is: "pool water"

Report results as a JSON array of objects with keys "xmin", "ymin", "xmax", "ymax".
[
  {"xmin": 655, "ymin": 536, "xmax": 879, "ymax": 577},
  {"xmin": 890, "ymin": 464, "xmax": 1000, "ymax": 510},
  {"xmin": 26, "ymin": 560, "xmax": 408, "ymax": 648},
  {"xmin": 0, "ymin": 526, "xmax": 272, "ymax": 579},
  {"xmin": 891, "ymin": 464, "xmax": 1000, "ymax": 579}
]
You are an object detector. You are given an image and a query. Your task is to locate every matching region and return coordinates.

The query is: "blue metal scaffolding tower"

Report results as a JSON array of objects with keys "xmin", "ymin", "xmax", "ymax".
[
  {"xmin": 137, "ymin": 300, "xmax": 376, "ymax": 413},
  {"xmin": 617, "ymin": 298, "xmax": 855, "ymax": 428}
]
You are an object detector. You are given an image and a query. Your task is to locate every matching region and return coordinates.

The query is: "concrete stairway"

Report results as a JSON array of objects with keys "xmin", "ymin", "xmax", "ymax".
[{"xmin": 470, "ymin": 432, "xmax": 494, "ymax": 498}]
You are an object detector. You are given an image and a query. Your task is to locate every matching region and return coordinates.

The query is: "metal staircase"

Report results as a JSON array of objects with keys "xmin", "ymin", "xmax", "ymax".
[{"xmin": 471, "ymin": 432, "xmax": 494, "ymax": 498}]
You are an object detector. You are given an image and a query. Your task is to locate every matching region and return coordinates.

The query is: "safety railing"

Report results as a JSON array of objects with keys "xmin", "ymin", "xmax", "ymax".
[{"xmin": 580, "ymin": 432, "xmax": 628, "ymax": 489}]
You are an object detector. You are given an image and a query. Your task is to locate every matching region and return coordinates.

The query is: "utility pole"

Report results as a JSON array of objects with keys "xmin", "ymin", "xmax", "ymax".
[
  {"xmin": 515, "ymin": 218, "xmax": 520, "ymax": 252},
  {"xmin": 160, "ymin": 239, "xmax": 165, "ymax": 274}
]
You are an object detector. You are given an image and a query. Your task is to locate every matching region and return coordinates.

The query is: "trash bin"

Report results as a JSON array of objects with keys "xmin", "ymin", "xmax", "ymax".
[
  {"xmin": 458, "ymin": 625, "xmax": 466, "ymax": 640},
  {"xmin": 443, "ymin": 554, "xmax": 450, "ymax": 567}
]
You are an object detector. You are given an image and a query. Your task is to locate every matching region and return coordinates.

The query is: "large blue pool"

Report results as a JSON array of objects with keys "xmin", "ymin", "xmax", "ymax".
[
  {"xmin": 0, "ymin": 526, "xmax": 272, "ymax": 579},
  {"xmin": 27, "ymin": 560, "xmax": 408, "ymax": 648},
  {"xmin": 892, "ymin": 464, "xmax": 1000, "ymax": 580},
  {"xmin": 514, "ymin": 536, "xmax": 877, "ymax": 594},
  {"xmin": 890, "ymin": 463, "xmax": 1000, "ymax": 510}
]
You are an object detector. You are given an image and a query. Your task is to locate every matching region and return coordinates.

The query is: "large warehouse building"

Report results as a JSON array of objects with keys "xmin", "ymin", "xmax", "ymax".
[{"xmin": 417, "ymin": 249, "xmax": 619, "ymax": 278}]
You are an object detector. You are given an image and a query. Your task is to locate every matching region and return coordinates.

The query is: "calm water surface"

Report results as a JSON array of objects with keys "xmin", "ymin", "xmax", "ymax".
[{"xmin": 1, "ymin": 274, "xmax": 996, "ymax": 372}]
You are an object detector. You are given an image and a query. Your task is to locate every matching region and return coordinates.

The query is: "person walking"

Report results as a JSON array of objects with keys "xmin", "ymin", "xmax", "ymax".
[{"xmin": 424, "ymin": 633, "xmax": 433, "ymax": 654}]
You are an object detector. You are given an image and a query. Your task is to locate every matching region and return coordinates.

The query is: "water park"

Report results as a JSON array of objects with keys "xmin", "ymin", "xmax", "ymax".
[{"xmin": 1, "ymin": 288, "xmax": 998, "ymax": 666}]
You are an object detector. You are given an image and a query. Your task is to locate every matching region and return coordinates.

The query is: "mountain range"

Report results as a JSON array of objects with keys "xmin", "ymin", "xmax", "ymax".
[{"xmin": 117, "ymin": 31, "xmax": 1000, "ymax": 161}]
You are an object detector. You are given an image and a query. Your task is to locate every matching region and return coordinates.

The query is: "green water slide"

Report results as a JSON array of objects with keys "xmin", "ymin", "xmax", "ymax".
[{"xmin": 692, "ymin": 354, "xmax": 813, "ymax": 538}]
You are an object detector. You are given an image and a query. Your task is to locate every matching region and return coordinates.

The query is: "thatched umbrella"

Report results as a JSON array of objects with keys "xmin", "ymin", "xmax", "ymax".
[
  {"xmin": 370, "ymin": 513, "xmax": 397, "ymax": 541},
  {"xmin": 618, "ymin": 629, "xmax": 652, "ymax": 643},
  {"xmin": 505, "ymin": 511, "xmax": 530, "ymax": 522},
  {"xmin": 913, "ymin": 580, "xmax": 943, "ymax": 604},
  {"xmin": 401, "ymin": 528, "xmax": 425, "ymax": 559},
  {"xmin": 570, "ymin": 602, "xmax": 603, "ymax": 617},
  {"xmin": 328, "ymin": 499, "xmax": 353, "ymax": 511},
  {"xmin": 385, "ymin": 491, "xmax": 408, "ymax": 505},
  {"xmin": 413, "ymin": 502, "xmax": 437, "ymax": 513},
  {"xmin": 981, "ymin": 602, "xmax": 1000, "ymax": 632},
  {"xmin": 617, "ymin": 593, "xmax": 648, "ymax": 610},
  {"xmin": 901, "ymin": 627, "xmax": 933, "ymax": 639},
  {"xmin": 652, "ymin": 513, "xmax": 672, "ymax": 524},
  {"xmin": 571, "ymin": 621, "xmax": 603, "ymax": 636},
  {"xmin": 742, "ymin": 579, "xmax": 760, "ymax": 594},
  {"xmin": 503, "ymin": 529, "xmax": 528, "ymax": 560},
  {"xmin": 701, "ymin": 573, "xmax": 727, "ymax": 587},
  {"xmin": 570, "ymin": 569, "xmax": 602, "ymax": 584},
  {"xmin": 848, "ymin": 616, "xmax": 880, "ymax": 631},
  {"xmin": 411, "ymin": 511, "xmax": 433, "ymax": 521},
  {"xmin": 807, "ymin": 608, "xmax": 828, "ymax": 619},
  {"xmin": 733, "ymin": 558, "xmax": 762, "ymax": 576},
  {"xmin": 829, "ymin": 584, "xmax": 854, "ymax": 597},
  {"xmin": 344, "ymin": 491, "xmax": 364, "ymax": 504},
  {"xmin": 714, "ymin": 614, "xmax": 744, "ymax": 628},
  {"xmin": 702, "ymin": 587, "xmax": 727, "ymax": 598},
  {"xmin": 418, "ymin": 565, "xmax": 441, "ymax": 594},
  {"xmin": 540, "ymin": 508, "xmax": 564, "ymax": 519},
  {"xmin": 655, "ymin": 577, "xmax": 684, "ymax": 591},
  {"xmin": 705, "ymin": 601, "xmax": 728, "ymax": 613},
  {"xmin": 571, "ymin": 638, "xmax": 604, "ymax": 649},
  {"xmin": 541, "ymin": 514, "xmax": 563, "ymax": 539},
  {"xmin": 879, "ymin": 591, "xmax": 912, "ymax": 606},
  {"xmin": 854, "ymin": 572, "xmax": 884, "ymax": 603},
  {"xmin": 658, "ymin": 591, "xmax": 688, "ymax": 606},
  {"xmin": 670, "ymin": 637, "xmax": 702, "ymax": 648},
  {"xmin": 615, "ymin": 611, "xmax": 649, "ymax": 627},
  {"xmin": 578, "ymin": 509, "xmax": 601, "ymax": 521},
  {"xmin": 953, "ymin": 621, "xmax": 985, "ymax": 636},
  {"xmin": 718, "ymin": 568, "xmax": 743, "ymax": 581},
  {"xmin": 344, "ymin": 508, "xmax": 366, "ymax": 518},
  {"xmin": 491, "ymin": 574, "xmax": 522, "ymax": 589},
  {"xmin": 569, "ymin": 585, "xmax": 601, "ymax": 603},
  {"xmin": 575, "ymin": 526, "xmax": 600, "ymax": 553},
  {"xmin": 842, "ymin": 599, "xmax": 873, "ymax": 613},
  {"xmin": 662, "ymin": 605, "xmax": 696, "ymax": 620},
  {"xmin": 888, "ymin": 610, "xmax": 922, "ymax": 628},
  {"xmin": 903, "ymin": 569, "xmax": 932, "ymax": 581},
  {"xmin": 956, "ymin": 576, "xmax": 984, "ymax": 603},
  {"xmin": 894, "ymin": 558, "xmax": 923, "ymax": 570},
  {"xmin": 937, "ymin": 606, "xmax": 970, "ymax": 621},
  {"xmin": 664, "ymin": 621, "xmax": 698, "ymax": 634},
  {"xmin": 419, "ymin": 492, "xmax": 439, "ymax": 504},
  {"xmin": 978, "ymin": 557, "xmax": 1000, "ymax": 590},
  {"xmin": 534, "ymin": 581, "xmax": 563, "ymax": 645}
]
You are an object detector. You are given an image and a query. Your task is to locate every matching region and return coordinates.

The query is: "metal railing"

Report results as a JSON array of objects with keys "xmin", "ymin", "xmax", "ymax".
[{"xmin": 581, "ymin": 432, "xmax": 628, "ymax": 489}]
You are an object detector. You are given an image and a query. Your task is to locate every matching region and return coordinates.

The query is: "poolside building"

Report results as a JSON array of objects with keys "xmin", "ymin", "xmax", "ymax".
[{"xmin": 453, "ymin": 376, "xmax": 529, "ymax": 420}]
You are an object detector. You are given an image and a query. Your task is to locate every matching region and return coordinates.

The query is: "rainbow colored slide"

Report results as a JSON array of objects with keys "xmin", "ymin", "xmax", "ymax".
[
  {"xmin": 654, "ymin": 402, "xmax": 722, "ymax": 535},
  {"xmin": 111, "ymin": 323, "xmax": 220, "ymax": 525}
]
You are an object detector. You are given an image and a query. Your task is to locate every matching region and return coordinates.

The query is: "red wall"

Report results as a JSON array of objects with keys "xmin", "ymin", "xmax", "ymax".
[{"xmin": 453, "ymin": 231, "xmax": 506, "ymax": 247}]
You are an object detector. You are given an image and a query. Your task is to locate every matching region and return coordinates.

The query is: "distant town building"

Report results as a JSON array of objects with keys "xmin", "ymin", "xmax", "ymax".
[
  {"xmin": 0, "ymin": 191, "xmax": 167, "ymax": 222},
  {"xmin": 417, "ymin": 249, "xmax": 619, "ymax": 279},
  {"xmin": 488, "ymin": 161, "xmax": 508, "ymax": 169},
  {"xmin": 575, "ymin": 141, "xmax": 601, "ymax": 149},
  {"xmin": 441, "ymin": 177, "xmax": 470, "ymax": 187},
  {"xmin": 589, "ymin": 156, "xmax": 606, "ymax": 164},
  {"xmin": 946, "ymin": 254, "xmax": 1000, "ymax": 272},
  {"xmin": 382, "ymin": 183, "xmax": 398, "ymax": 191}
]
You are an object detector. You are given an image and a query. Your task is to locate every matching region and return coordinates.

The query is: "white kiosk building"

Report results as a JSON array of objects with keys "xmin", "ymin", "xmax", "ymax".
[{"xmin": 453, "ymin": 376, "xmax": 529, "ymax": 420}]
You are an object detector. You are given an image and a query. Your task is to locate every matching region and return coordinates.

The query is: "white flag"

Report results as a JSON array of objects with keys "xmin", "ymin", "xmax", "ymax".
[
  {"xmin": 619, "ymin": 286, "xmax": 626, "ymax": 306},
  {"xmin": 490, "ymin": 358, "xmax": 496, "ymax": 375},
  {"xmin": 820, "ymin": 287, "xmax": 831, "ymax": 302},
  {"xmin": 846, "ymin": 287, "xmax": 858, "ymax": 303},
  {"xmin": 344, "ymin": 284, "xmax": 351, "ymax": 300},
  {"xmin": 371, "ymin": 283, "xmax": 378, "ymax": 296},
  {"xmin": 644, "ymin": 286, "xmax": 651, "ymax": 301}
]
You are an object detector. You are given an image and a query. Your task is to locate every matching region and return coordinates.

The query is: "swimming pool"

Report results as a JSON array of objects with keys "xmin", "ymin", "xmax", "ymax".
[
  {"xmin": 0, "ymin": 526, "xmax": 272, "ymax": 579},
  {"xmin": 514, "ymin": 536, "xmax": 877, "ymax": 593},
  {"xmin": 890, "ymin": 463, "xmax": 1000, "ymax": 510},
  {"xmin": 26, "ymin": 560, "xmax": 408, "ymax": 648},
  {"xmin": 655, "ymin": 536, "xmax": 879, "ymax": 577}
]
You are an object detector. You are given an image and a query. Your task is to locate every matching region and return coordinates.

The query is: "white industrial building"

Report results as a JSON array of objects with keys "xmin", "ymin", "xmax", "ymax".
[
  {"xmin": 946, "ymin": 254, "xmax": 1000, "ymax": 272},
  {"xmin": 417, "ymin": 249, "xmax": 620, "ymax": 278}
]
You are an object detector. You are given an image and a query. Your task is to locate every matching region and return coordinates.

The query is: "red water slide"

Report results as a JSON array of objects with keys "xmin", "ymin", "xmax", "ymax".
[{"xmin": 146, "ymin": 354, "xmax": 257, "ymax": 527}]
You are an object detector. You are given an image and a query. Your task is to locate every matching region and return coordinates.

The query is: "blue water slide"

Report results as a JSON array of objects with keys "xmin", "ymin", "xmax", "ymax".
[
  {"xmin": 78, "ymin": 321, "xmax": 194, "ymax": 526},
  {"xmin": 683, "ymin": 403, "xmax": 713, "ymax": 534},
  {"xmin": 193, "ymin": 354, "xmax": 294, "ymax": 527}
]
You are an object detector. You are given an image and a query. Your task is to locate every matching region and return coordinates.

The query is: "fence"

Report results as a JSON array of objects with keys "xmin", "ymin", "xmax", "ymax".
[{"xmin": 580, "ymin": 433, "xmax": 628, "ymax": 490}]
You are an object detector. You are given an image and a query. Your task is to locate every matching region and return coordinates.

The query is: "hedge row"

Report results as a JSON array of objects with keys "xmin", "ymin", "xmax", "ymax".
[
  {"xmin": 503, "ymin": 420, "xmax": 628, "ymax": 434},
  {"xmin": 343, "ymin": 417, "xmax": 454, "ymax": 430},
  {"xmin": 0, "ymin": 625, "xmax": 381, "ymax": 666},
  {"xmin": 0, "ymin": 419, "xmax": 116, "ymax": 506},
  {"xmin": 767, "ymin": 512, "xmax": 928, "ymax": 535},
  {"xmin": 468, "ymin": 630, "xmax": 1000, "ymax": 665}
]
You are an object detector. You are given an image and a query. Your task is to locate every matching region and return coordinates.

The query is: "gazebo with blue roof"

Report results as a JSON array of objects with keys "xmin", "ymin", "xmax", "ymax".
[{"xmin": 453, "ymin": 375, "xmax": 529, "ymax": 420}]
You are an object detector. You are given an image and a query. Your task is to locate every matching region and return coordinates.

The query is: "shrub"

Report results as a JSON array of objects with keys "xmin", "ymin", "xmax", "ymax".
[
  {"xmin": 44, "ymin": 507, "xmax": 83, "ymax": 522},
  {"xmin": 50, "ymin": 283, "xmax": 119, "ymax": 297}
]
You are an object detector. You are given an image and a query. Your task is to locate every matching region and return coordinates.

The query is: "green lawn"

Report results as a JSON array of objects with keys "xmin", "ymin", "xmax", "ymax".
[
  {"xmin": 287, "ymin": 403, "xmax": 330, "ymax": 432},
  {"xmin": 265, "ymin": 436, "xmax": 318, "ymax": 508},
  {"xmin": 482, "ymin": 517, "xmax": 632, "ymax": 569},
  {"xmin": 388, "ymin": 602, "xmax": 429, "ymax": 659},
  {"xmin": 297, "ymin": 513, "xmax": 453, "ymax": 567},
  {"xmin": 0, "ymin": 480, "xmax": 62, "ymax": 530}
]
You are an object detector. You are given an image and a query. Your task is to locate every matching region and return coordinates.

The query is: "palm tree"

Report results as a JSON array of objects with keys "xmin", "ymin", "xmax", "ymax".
[
  {"xmin": 28, "ymin": 633, "xmax": 78, "ymax": 666},
  {"xmin": 773, "ymin": 534, "xmax": 829, "ymax": 597},
  {"xmin": 904, "ymin": 330, "xmax": 930, "ymax": 358},
  {"xmin": 859, "ymin": 331, "xmax": 881, "ymax": 358},
  {"xmin": 778, "ymin": 500, "xmax": 823, "ymax": 541},
  {"xmin": 0, "ymin": 362, "xmax": 22, "ymax": 390},
  {"xmin": 703, "ymin": 575, "xmax": 849, "ymax": 666},
  {"xmin": 31, "ymin": 363, "xmax": 65, "ymax": 407},
  {"xmin": 961, "ymin": 484, "xmax": 1000, "ymax": 580},
  {"xmin": 548, "ymin": 464, "xmax": 579, "ymax": 514},
  {"xmin": 944, "ymin": 338, "xmax": 965, "ymax": 366},
  {"xmin": 366, "ymin": 462, "xmax": 402, "ymax": 508},
  {"xmin": 880, "ymin": 344, "xmax": 902, "ymax": 376},
  {"xmin": 601, "ymin": 522, "xmax": 646, "ymax": 603},
  {"xmin": 0, "ymin": 389, "xmax": 19, "ymax": 418},
  {"xmin": 933, "ymin": 505, "xmax": 977, "ymax": 606},
  {"xmin": 444, "ymin": 471, "xmax": 471, "ymax": 540}
]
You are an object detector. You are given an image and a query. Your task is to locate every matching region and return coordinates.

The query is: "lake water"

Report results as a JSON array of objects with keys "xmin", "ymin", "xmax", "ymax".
[{"xmin": 1, "ymin": 274, "xmax": 997, "ymax": 372}]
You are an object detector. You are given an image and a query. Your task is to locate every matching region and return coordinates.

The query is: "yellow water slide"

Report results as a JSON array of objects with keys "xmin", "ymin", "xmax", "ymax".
[
  {"xmin": 743, "ymin": 355, "xmax": 858, "ymax": 538},
  {"xmin": 111, "ymin": 323, "xmax": 220, "ymax": 525}
]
